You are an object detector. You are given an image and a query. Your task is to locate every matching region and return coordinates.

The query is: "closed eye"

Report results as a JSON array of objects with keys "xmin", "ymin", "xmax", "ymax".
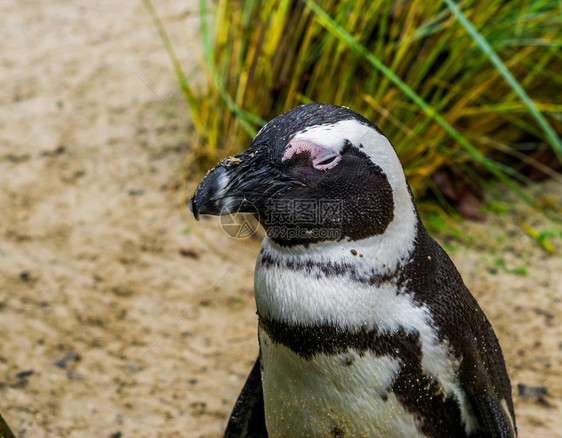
[
  {"xmin": 312, "ymin": 153, "xmax": 341, "ymax": 170},
  {"xmin": 282, "ymin": 139, "xmax": 342, "ymax": 170},
  {"xmin": 317, "ymin": 156, "xmax": 338, "ymax": 166}
]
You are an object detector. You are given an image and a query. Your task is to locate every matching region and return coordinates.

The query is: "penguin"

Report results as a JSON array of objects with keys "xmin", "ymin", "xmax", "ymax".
[{"xmin": 190, "ymin": 103, "xmax": 516, "ymax": 437}]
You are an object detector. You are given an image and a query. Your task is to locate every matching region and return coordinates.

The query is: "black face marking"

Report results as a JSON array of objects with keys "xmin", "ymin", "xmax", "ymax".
[
  {"xmin": 249, "ymin": 104, "xmax": 394, "ymax": 246},
  {"xmin": 263, "ymin": 147, "xmax": 394, "ymax": 246}
]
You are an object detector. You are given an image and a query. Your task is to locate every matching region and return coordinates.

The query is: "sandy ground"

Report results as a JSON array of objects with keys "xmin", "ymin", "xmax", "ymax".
[{"xmin": 0, "ymin": 1, "xmax": 561, "ymax": 437}]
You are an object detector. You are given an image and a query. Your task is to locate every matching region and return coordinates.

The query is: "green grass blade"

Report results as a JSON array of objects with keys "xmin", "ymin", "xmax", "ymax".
[
  {"xmin": 198, "ymin": 0, "xmax": 265, "ymax": 135},
  {"xmin": 302, "ymin": 0, "xmax": 538, "ymax": 207},
  {"xmin": 444, "ymin": 0, "xmax": 562, "ymax": 162},
  {"xmin": 0, "ymin": 413, "xmax": 16, "ymax": 438},
  {"xmin": 141, "ymin": 0, "xmax": 203, "ymax": 133}
]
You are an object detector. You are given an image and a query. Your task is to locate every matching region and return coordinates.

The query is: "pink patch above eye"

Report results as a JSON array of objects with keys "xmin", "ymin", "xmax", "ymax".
[{"xmin": 282, "ymin": 139, "xmax": 341, "ymax": 170}]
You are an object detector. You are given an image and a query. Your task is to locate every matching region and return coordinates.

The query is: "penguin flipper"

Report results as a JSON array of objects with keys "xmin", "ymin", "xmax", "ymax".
[
  {"xmin": 224, "ymin": 357, "xmax": 268, "ymax": 438},
  {"xmin": 469, "ymin": 393, "xmax": 516, "ymax": 438}
]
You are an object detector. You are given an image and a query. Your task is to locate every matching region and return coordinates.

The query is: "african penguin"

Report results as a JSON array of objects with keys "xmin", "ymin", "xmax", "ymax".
[{"xmin": 190, "ymin": 103, "xmax": 516, "ymax": 437}]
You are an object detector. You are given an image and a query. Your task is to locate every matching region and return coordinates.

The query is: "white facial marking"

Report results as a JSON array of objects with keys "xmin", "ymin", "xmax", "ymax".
[
  {"xmin": 279, "ymin": 119, "xmax": 417, "ymax": 272},
  {"xmin": 260, "ymin": 331, "xmax": 424, "ymax": 437}
]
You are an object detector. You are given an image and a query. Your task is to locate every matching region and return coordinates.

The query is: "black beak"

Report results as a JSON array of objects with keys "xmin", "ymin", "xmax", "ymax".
[
  {"xmin": 189, "ymin": 165, "xmax": 230, "ymax": 220},
  {"xmin": 189, "ymin": 148, "xmax": 296, "ymax": 221},
  {"xmin": 188, "ymin": 197, "xmax": 200, "ymax": 221}
]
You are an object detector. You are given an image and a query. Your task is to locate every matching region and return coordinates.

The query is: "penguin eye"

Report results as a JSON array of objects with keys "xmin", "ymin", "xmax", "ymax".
[
  {"xmin": 317, "ymin": 156, "xmax": 338, "ymax": 166},
  {"xmin": 282, "ymin": 139, "xmax": 342, "ymax": 170},
  {"xmin": 312, "ymin": 153, "xmax": 341, "ymax": 170}
]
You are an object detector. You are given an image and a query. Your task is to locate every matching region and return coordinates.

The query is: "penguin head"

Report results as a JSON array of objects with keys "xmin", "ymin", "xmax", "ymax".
[{"xmin": 190, "ymin": 103, "xmax": 415, "ymax": 247}]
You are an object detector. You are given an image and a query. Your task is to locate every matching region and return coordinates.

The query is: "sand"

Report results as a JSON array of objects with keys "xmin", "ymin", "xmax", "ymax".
[{"xmin": 0, "ymin": 1, "xmax": 560, "ymax": 436}]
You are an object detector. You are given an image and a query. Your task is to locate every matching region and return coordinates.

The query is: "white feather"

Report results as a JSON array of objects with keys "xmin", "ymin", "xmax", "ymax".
[
  {"xmin": 256, "ymin": 256, "xmax": 477, "ymax": 434},
  {"xmin": 501, "ymin": 398, "xmax": 516, "ymax": 433},
  {"xmin": 260, "ymin": 331, "xmax": 424, "ymax": 437}
]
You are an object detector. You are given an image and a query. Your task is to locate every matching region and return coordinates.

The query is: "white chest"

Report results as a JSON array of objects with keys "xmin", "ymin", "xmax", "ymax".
[
  {"xmin": 259, "ymin": 330, "xmax": 424, "ymax": 437},
  {"xmin": 254, "ymin": 239, "xmax": 477, "ymax": 436}
]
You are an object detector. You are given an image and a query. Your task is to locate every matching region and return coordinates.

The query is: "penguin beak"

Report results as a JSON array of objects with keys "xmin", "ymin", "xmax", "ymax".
[
  {"xmin": 189, "ymin": 165, "xmax": 231, "ymax": 220},
  {"xmin": 189, "ymin": 148, "xmax": 296, "ymax": 221}
]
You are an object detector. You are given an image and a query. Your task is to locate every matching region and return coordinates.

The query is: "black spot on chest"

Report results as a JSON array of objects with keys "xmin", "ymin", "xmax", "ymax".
[
  {"xmin": 330, "ymin": 425, "xmax": 345, "ymax": 437},
  {"xmin": 341, "ymin": 354, "xmax": 354, "ymax": 366}
]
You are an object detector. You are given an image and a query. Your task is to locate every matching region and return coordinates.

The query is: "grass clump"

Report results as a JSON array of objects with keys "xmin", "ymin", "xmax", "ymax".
[{"xmin": 145, "ymin": 0, "xmax": 562, "ymax": 207}]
